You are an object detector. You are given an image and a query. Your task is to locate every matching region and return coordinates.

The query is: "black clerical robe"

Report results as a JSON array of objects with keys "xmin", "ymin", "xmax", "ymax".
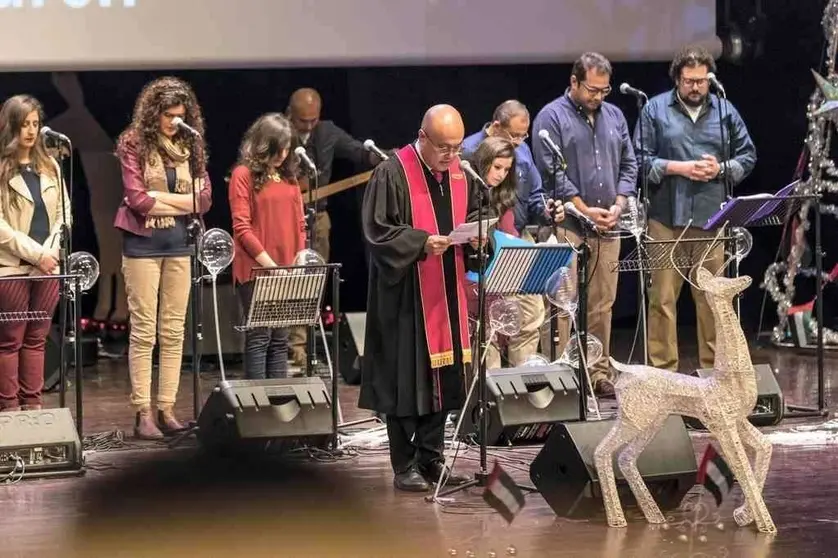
[{"xmin": 359, "ymin": 145, "xmax": 482, "ymax": 418}]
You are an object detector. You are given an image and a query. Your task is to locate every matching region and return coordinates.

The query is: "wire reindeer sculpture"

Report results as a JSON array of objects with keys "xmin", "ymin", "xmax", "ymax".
[{"xmin": 593, "ymin": 227, "xmax": 776, "ymax": 534}]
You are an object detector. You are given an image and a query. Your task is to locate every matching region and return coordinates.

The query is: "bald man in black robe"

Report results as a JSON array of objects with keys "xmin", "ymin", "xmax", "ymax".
[{"xmin": 360, "ymin": 105, "xmax": 484, "ymax": 492}]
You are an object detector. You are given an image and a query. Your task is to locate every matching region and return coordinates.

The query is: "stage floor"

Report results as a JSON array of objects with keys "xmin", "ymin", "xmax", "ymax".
[{"xmin": 2, "ymin": 329, "xmax": 837, "ymax": 557}]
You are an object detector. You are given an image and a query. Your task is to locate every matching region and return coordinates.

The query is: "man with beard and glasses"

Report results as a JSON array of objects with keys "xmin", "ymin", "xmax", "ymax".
[{"xmin": 634, "ymin": 44, "xmax": 756, "ymax": 372}]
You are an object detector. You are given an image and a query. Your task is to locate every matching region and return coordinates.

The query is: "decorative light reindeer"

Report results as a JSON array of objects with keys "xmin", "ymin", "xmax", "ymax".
[{"xmin": 593, "ymin": 262, "xmax": 776, "ymax": 534}]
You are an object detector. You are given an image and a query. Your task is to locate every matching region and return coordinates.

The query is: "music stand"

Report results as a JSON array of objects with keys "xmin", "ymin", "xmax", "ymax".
[
  {"xmin": 433, "ymin": 243, "xmax": 574, "ymax": 501},
  {"xmin": 611, "ymin": 230, "xmax": 732, "ymax": 374},
  {"xmin": 236, "ymin": 263, "xmax": 343, "ymax": 446},
  {"xmin": 703, "ymin": 192, "xmax": 827, "ymax": 419}
]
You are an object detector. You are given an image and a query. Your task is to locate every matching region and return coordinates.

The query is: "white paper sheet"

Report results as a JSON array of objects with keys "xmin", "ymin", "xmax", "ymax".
[{"xmin": 448, "ymin": 219, "xmax": 498, "ymax": 245}]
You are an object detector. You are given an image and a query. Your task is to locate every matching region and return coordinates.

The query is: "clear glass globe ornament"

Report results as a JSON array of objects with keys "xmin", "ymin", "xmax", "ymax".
[
  {"xmin": 68, "ymin": 251, "xmax": 99, "ymax": 293},
  {"xmin": 731, "ymin": 227, "xmax": 753, "ymax": 262},
  {"xmin": 292, "ymin": 248, "xmax": 326, "ymax": 274},
  {"xmin": 618, "ymin": 198, "xmax": 646, "ymax": 237},
  {"xmin": 545, "ymin": 266, "xmax": 577, "ymax": 317},
  {"xmin": 488, "ymin": 299, "xmax": 521, "ymax": 337},
  {"xmin": 559, "ymin": 333, "xmax": 604, "ymax": 367},
  {"xmin": 521, "ymin": 353, "xmax": 551, "ymax": 367},
  {"xmin": 198, "ymin": 228, "xmax": 234, "ymax": 276}
]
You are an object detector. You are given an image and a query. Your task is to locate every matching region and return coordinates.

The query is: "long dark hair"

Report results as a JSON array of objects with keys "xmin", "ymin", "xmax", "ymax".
[
  {"xmin": 0, "ymin": 95, "xmax": 56, "ymax": 215},
  {"xmin": 235, "ymin": 113, "xmax": 298, "ymax": 192},
  {"xmin": 116, "ymin": 76, "xmax": 208, "ymax": 175},
  {"xmin": 472, "ymin": 136, "xmax": 517, "ymax": 216}
]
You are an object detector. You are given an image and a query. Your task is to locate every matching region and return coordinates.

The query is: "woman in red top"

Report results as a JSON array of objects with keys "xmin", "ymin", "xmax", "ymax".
[{"xmin": 229, "ymin": 113, "xmax": 305, "ymax": 380}]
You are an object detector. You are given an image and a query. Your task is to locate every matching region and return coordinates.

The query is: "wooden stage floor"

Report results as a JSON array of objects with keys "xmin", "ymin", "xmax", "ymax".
[{"xmin": 2, "ymin": 329, "xmax": 837, "ymax": 557}]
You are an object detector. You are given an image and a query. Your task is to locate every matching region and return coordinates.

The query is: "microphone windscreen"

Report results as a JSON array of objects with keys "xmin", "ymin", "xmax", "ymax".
[{"xmin": 538, "ymin": 129, "xmax": 550, "ymax": 139}]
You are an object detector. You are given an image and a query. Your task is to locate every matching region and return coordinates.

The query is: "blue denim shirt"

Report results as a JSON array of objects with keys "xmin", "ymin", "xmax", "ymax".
[
  {"xmin": 532, "ymin": 93, "xmax": 638, "ymax": 217},
  {"xmin": 461, "ymin": 127, "xmax": 549, "ymax": 233},
  {"xmin": 634, "ymin": 89, "xmax": 757, "ymax": 228}
]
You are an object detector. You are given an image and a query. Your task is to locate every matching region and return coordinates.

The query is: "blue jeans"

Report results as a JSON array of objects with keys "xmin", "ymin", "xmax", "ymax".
[{"xmin": 237, "ymin": 281, "xmax": 289, "ymax": 380}]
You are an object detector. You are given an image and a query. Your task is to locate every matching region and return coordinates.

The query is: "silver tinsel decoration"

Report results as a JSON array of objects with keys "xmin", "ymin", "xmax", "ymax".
[{"xmin": 765, "ymin": 1, "xmax": 838, "ymax": 342}]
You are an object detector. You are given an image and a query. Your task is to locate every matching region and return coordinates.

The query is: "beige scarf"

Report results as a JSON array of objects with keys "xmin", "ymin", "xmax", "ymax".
[{"xmin": 143, "ymin": 135, "xmax": 201, "ymax": 229}]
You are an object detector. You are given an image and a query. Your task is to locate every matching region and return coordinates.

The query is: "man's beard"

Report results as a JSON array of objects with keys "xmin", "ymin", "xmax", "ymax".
[{"xmin": 682, "ymin": 92, "xmax": 706, "ymax": 108}]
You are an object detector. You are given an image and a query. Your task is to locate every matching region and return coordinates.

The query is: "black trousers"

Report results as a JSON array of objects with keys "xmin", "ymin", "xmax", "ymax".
[
  {"xmin": 386, "ymin": 411, "xmax": 447, "ymax": 474},
  {"xmin": 237, "ymin": 281, "xmax": 289, "ymax": 380}
]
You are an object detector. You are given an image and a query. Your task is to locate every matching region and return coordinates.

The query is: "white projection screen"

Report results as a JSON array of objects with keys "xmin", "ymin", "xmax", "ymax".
[{"xmin": 0, "ymin": 0, "xmax": 719, "ymax": 70}]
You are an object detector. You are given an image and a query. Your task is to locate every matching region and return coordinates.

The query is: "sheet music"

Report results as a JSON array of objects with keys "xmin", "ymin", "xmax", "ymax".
[{"xmin": 448, "ymin": 219, "xmax": 498, "ymax": 245}]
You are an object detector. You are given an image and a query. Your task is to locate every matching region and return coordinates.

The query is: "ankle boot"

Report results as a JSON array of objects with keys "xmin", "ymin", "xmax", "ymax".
[
  {"xmin": 157, "ymin": 408, "xmax": 186, "ymax": 435},
  {"xmin": 134, "ymin": 407, "xmax": 164, "ymax": 440}
]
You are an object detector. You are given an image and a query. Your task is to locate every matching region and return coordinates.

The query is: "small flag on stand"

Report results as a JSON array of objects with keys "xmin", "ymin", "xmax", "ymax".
[
  {"xmin": 697, "ymin": 444, "xmax": 735, "ymax": 506},
  {"xmin": 482, "ymin": 461, "xmax": 526, "ymax": 523}
]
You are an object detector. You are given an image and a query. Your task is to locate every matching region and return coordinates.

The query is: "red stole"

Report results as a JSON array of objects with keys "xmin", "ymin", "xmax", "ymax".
[{"xmin": 396, "ymin": 145, "xmax": 472, "ymax": 368}]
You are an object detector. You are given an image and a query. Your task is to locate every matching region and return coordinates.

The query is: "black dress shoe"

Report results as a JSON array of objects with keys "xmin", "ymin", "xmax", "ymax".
[
  {"xmin": 419, "ymin": 461, "xmax": 471, "ymax": 486},
  {"xmin": 394, "ymin": 467, "xmax": 431, "ymax": 492}
]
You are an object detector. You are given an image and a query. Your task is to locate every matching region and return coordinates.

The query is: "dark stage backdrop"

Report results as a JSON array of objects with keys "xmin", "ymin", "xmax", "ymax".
[{"xmin": 0, "ymin": 0, "xmax": 827, "ymax": 334}]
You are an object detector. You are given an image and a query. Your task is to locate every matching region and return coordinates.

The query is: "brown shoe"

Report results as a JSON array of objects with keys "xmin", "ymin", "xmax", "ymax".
[
  {"xmin": 594, "ymin": 379, "xmax": 616, "ymax": 399},
  {"xmin": 21, "ymin": 404, "xmax": 42, "ymax": 411},
  {"xmin": 157, "ymin": 409, "xmax": 186, "ymax": 435},
  {"xmin": 134, "ymin": 407, "xmax": 164, "ymax": 440}
]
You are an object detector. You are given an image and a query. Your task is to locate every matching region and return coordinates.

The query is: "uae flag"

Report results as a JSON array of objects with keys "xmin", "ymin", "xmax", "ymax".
[
  {"xmin": 697, "ymin": 444, "xmax": 735, "ymax": 506},
  {"xmin": 482, "ymin": 461, "xmax": 526, "ymax": 524}
]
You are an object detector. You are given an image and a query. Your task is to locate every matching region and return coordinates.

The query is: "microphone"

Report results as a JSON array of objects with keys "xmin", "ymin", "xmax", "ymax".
[
  {"xmin": 537, "ymin": 129, "xmax": 566, "ymax": 168},
  {"xmin": 171, "ymin": 116, "xmax": 202, "ymax": 137},
  {"xmin": 295, "ymin": 145, "xmax": 318, "ymax": 174},
  {"xmin": 459, "ymin": 160, "xmax": 487, "ymax": 188},
  {"xmin": 563, "ymin": 202, "xmax": 599, "ymax": 233},
  {"xmin": 707, "ymin": 72, "xmax": 726, "ymax": 97},
  {"xmin": 40, "ymin": 126, "xmax": 70, "ymax": 144},
  {"xmin": 363, "ymin": 139, "xmax": 389, "ymax": 161},
  {"xmin": 619, "ymin": 82, "xmax": 648, "ymax": 101}
]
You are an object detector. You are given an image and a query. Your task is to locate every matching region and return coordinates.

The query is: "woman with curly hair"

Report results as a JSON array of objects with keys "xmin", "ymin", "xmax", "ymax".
[
  {"xmin": 114, "ymin": 76, "xmax": 211, "ymax": 439},
  {"xmin": 229, "ymin": 113, "xmax": 304, "ymax": 380},
  {"xmin": 0, "ymin": 95, "xmax": 70, "ymax": 411}
]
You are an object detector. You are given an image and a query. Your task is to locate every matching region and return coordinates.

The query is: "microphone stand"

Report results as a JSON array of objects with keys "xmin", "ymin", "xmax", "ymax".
[
  {"xmin": 548, "ymin": 151, "xmax": 564, "ymax": 362},
  {"xmin": 714, "ymin": 87, "xmax": 740, "ymax": 314},
  {"xmin": 54, "ymin": 141, "xmax": 73, "ymax": 417},
  {"xmin": 635, "ymin": 94, "xmax": 650, "ymax": 364},
  {"xmin": 302, "ymin": 154, "xmax": 319, "ymax": 378},
  {"xmin": 435, "ymin": 167, "xmax": 533, "ymax": 499},
  {"xmin": 186, "ymin": 143, "xmax": 204, "ymax": 421}
]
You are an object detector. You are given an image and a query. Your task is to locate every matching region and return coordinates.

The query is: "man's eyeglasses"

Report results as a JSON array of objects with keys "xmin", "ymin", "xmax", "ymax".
[
  {"xmin": 420, "ymin": 129, "xmax": 462, "ymax": 155},
  {"xmin": 681, "ymin": 77, "xmax": 708, "ymax": 88},
  {"xmin": 502, "ymin": 129, "xmax": 529, "ymax": 143},
  {"xmin": 580, "ymin": 82, "xmax": 612, "ymax": 97}
]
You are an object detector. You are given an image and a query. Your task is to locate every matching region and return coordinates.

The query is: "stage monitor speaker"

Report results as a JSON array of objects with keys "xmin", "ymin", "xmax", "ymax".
[
  {"xmin": 462, "ymin": 363, "xmax": 582, "ymax": 446},
  {"xmin": 332, "ymin": 312, "xmax": 365, "ymax": 385},
  {"xmin": 529, "ymin": 415, "xmax": 697, "ymax": 519},
  {"xmin": 184, "ymin": 280, "xmax": 244, "ymax": 359},
  {"xmin": 0, "ymin": 407, "xmax": 83, "ymax": 479},
  {"xmin": 684, "ymin": 364, "xmax": 784, "ymax": 428},
  {"xmin": 196, "ymin": 377, "xmax": 334, "ymax": 453}
]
